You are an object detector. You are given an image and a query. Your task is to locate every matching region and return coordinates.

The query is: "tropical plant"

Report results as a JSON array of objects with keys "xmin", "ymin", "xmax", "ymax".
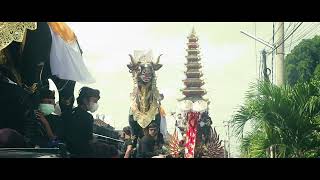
[{"xmin": 232, "ymin": 80, "xmax": 320, "ymax": 158}]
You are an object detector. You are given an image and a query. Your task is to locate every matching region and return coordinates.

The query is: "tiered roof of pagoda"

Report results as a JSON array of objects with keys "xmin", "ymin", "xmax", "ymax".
[{"xmin": 180, "ymin": 27, "xmax": 208, "ymax": 102}]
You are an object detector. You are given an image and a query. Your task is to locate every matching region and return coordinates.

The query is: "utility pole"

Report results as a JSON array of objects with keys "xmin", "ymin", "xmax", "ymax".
[
  {"xmin": 275, "ymin": 22, "xmax": 285, "ymax": 86},
  {"xmin": 227, "ymin": 122, "xmax": 230, "ymax": 158},
  {"xmin": 240, "ymin": 30, "xmax": 273, "ymax": 82},
  {"xmin": 223, "ymin": 120, "xmax": 231, "ymax": 158},
  {"xmin": 261, "ymin": 49, "xmax": 270, "ymax": 82},
  {"xmin": 224, "ymin": 139, "xmax": 228, "ymax": 158}
]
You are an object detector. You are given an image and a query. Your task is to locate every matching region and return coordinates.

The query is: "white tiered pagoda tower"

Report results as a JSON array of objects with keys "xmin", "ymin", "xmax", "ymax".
[{"xmin": 180, "ymin": 27, "xmax": 209, "ymax": 103}]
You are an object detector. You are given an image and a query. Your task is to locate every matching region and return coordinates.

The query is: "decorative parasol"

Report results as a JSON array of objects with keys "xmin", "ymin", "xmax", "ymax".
[
  {"xmin": 193, "ymin": 100, "xmax": 208, "ymax": 113},
  {"xmin": 178, "ymin": 100, "xmax": 208, "ymax": 113},
  {"xmin": 0, "ymin": 22, "xmax": 37, "ymax": 51},
  {"xmin": 177, "ymin": 100, "xmax": 193, "ymax": 112}
]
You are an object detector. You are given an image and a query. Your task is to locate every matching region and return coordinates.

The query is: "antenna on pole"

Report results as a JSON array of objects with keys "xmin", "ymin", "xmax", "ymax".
[
  {"xmin": 240, "ymin": 30, "xmax": 275, "ymax": 81},
  {"xmin": 240, "ymin": 31, "xmax": 275, "ymax": 50}
]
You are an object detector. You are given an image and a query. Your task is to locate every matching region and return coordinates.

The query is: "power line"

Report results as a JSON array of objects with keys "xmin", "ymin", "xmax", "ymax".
[
  {"xmin": 288, "ymin": 30, "xmax": 294, "ymax": 53},
  {"xmin": 285, "ymin": 23, "xmax": 320, "ymax": 54},
  {"xmin": 271, "ymin": 22, "xmax": 303, "ymax": 53},
  {"xmin": 289, "ymin": 23, "xmax": 316, "ymax": 42},
  {"xmin": 287, "ymin": 22, "xmax": 301, "ymax": 53},
  {"xmin": 303, "ymin": 23, "xmax": 320, "ymax": 39},
  {"xmin": 284, "ymin": 23, "xmax": 310, "ymax": 51},
  {"xmin": 262, "ymin": 23, "xmax": 291, "ymax": 53},
  {"xmin": 295, "ymin": 23, "xmax": 317, "ymax": 40},
  {"xmin": 274, "ymin": 22, "xmax": 303, "ymax": 46},
  {"xmin": 289, "ymin": 23, "xmax": 320, "ymax": 47},
  {"xmin": 285, "ymin": 22, "xmax": 293, "ymax": 35},
  {"xmin": 286, "ymin": 23, "xmax": 320, "ymax": 54},
  {"xmin": 268, "ymin": 22, "xmax": 283, "ymax": 43},
  {"xmin": 262, "ymin": 22, "xmax": 281, "ymax": 50},
  {"xmin": 270, "ymin": 22, "xmax": 292, "ymax": 47},
  {"xmin": 289, "ymin": 22, "xmax": 310, "ymax": 37},
  {"xmin": 275, "ymin": 22, "xmax": 304, "ymax": 46}
]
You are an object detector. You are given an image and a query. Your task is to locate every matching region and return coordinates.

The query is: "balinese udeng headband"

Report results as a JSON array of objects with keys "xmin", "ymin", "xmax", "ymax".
[
  {"xmin": 148, "ymin": 122, "xmax": 158, "ymax": 129},
  {"xmin": 123, "ymin": 126, "xmax": 132, "ymax": 135},
  {"xmin": 79, "ymin": 87, "xmax": 100, "ymax": 99}
]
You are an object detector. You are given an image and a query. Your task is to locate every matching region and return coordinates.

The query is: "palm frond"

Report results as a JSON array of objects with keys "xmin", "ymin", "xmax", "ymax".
[{"xmin": 232, "ymin": 79, "xmax": 320, "ymax": 158}]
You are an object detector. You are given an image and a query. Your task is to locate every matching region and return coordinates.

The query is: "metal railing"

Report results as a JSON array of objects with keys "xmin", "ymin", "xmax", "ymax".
[
  {"xmin": 93, "ymin": 133, "xmax": 124, "ymax": 144},
  {"xmin": 0, "ymin": 143, "xmax": 69, "ymax": 158},
  {"xmin": 0, "ymin": 134, "xmax": 123, "ymax": 158}
]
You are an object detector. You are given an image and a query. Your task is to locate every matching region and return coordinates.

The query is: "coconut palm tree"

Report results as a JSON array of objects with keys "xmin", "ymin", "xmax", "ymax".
[{"xmin": 232, "ymin": 80, "xmax": 320, "ymax": 158}]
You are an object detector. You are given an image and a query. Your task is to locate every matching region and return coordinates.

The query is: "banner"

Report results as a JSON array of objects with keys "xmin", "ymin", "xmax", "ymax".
[{"xmin": 184, "ymin": 111, "xmax": 200, "ymax": 158}]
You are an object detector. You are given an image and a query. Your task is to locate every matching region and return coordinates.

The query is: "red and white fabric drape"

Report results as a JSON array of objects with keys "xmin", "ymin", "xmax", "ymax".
[{"xmin": 184, "ymin": 111, "xmax": 200, "ymax": 158}]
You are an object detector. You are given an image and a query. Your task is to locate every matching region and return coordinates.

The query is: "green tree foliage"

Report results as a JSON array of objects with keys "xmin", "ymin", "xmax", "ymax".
[{"xmin": 285, "ymin": 35, "xmax": 320, "ymax": 85}]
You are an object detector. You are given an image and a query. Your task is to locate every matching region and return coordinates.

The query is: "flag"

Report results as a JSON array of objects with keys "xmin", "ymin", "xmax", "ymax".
[{"xmin": 48, "ymin": 22, "xmax": 95, "ymax": 84}]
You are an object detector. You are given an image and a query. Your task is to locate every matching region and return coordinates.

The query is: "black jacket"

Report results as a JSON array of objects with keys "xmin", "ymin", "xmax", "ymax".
[
  {"xmin": 20, "ymin": 22, "xmax": 52, "ymax": 87},
  {"xmin": 65, "ymin": 107, "xmax": 94, "ymax": 156},
  {"xmin": 46, "ymin": 114, "xmax": 64, "ymax": 140},
  {"xmin": 137, "ymin": 135, "xmax": 157, "ymax": 158},
  {"xmin": 0, "ymin": 81, "xmax": 46, "ymax": 146}
]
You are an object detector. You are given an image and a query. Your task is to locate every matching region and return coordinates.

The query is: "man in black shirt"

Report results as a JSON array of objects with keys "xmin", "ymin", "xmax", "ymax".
[
  {"xmin": 65, "ymin": 87, "xmax": 100, "ymax": 157},
  {"xmin": 92, "ymin": 142, "xmax": 119, "ymax": 158},
  {"xmin": 34, "ymin": 89, "xmax": 65, "ymax": 147},
  {"xmin": 137, "ymin": 122, "xmax": 164, "ymax": 158},
  {"xmin": 19, "ymin": 22, "xmax": 52, "ymax": 89},
  {"xmin": 0, "ymin": 65, "xmax": 45, "ymax": 147},
  {"xmin": 120, "ymin": 126, "xmax": 134, "ymax": 158}
]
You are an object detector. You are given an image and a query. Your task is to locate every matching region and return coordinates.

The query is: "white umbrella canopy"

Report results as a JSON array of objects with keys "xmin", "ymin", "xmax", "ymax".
[
  {"xmin": 177, "ymin": 100, "xmax": 193, "ymax": 112},
  {"xmin": 177, "ymin": 100, "xmax": 208, "ymax": 113},
  {"xmin": 193, "ymin": 100, "xmax": 208, "ymax": 113}
]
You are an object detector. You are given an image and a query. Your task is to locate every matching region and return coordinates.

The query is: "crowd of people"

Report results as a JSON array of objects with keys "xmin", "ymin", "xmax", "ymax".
[
  {"xmin": 0, "ymin": 67, "xmax": 168, "ymax": 158},
  {"xmin": 119, "ymin": 123, "xmax": 166, "ymax": 158},
  {"xmin": 0, "ymin": 71, "xmax": 119, "ymax": 157},
  {"xmin": 0, "ymin": 22, "xmax": 169, "ymax": 158}
]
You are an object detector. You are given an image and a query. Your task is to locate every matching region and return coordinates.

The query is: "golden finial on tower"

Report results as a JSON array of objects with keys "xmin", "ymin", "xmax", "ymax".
[{"xmin": 191, "ymin": 26, "xmax": 196, "ymax": 35}]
